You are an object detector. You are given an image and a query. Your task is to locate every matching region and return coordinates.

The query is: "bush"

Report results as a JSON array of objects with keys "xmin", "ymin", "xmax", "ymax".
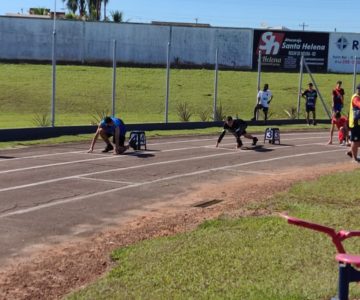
[
  {"xmin": 212, "ymin": 103, "xmax": 226, "ymax": 121},
  {"xmin": 176, "ymin": 102, "xmax": 192, "ymax": 122},
  {"xmin": 198, "ymin": 109, "xmax": 211, "ymax": 122},
  {"xmin": 284, "ymin": 106, "xmax": 298, "ymax": 119},
  {"xmin": 32, "ymin": 113, "xmax": 50, "ymax": 127}
]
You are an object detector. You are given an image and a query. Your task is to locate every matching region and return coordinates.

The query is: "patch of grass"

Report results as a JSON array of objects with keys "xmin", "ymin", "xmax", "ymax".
[
  {"xmin": 67, "ymin": 169, "xmax": 360, "ymax": 300},
  {"xmin": 0, "ymin": 63, "xmax": 352, "ymax": 128}
]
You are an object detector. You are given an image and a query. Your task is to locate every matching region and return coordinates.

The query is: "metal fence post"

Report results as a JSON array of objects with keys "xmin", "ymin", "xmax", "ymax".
[
  {"xmin": 165, "ymin": 41, "xmax": 171, "ymax": 123},
  {"xmin": 256, "ymin": 50, "xmax": 262, "ymax": 120},
  {"xmin": 213, "ymin": 48, "xmax": 219, "ymax": 121},
  {"xmin": 112, "ymin": 39, "xmax": 117, "ymax": 117},
  {"xmin": 51, "ymin": 0, "xmax": 57, "ymax": 127},
  {"xmin": 353, "ymin": 56, "xmax": 358, "ymax": 93},
  {"xmin": 297, "ymin": 55, "xmax": 304, "ymax": 119}
]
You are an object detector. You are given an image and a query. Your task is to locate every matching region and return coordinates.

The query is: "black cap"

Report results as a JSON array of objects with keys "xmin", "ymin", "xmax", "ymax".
[{"xmin": 357, "ymin": 84, "xmax": 360, "ymax": 90}]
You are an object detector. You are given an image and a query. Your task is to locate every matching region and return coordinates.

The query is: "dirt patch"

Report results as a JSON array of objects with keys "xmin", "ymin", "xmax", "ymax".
[{"xmin": 0, "ymin": 162, "xmax": 357, "ymax": 300}]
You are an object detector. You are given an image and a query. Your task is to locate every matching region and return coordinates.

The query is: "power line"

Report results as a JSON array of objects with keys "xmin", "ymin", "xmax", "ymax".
[{"xmin": 299, "ymin": 22, "xmax": 309, "ymax": 30}]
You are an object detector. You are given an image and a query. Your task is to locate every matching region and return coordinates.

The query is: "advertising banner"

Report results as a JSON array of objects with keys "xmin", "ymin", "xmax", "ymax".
[
  {"xmin": 253, "ymin": 30, "xmax": 329, "ymax": 71},
  {"xmin": 328, "ymin": 33, "xmax": 360, "ymax": 73}
]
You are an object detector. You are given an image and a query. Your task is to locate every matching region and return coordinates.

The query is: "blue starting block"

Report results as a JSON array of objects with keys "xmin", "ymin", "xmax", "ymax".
[
  {"xmin": 129, "ymin": 131, "xmax": 147, "ymax": 150},
  {"xmin": 264, "ymin": 127, "xmax": 280, "ymax": 144}
]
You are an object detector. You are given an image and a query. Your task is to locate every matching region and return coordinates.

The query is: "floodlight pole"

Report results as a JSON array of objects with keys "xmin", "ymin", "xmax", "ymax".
[
  {"xmin": 51, "ymin": 0, "xmax": 57, "ymax": 127},
  {"xmin": 165, "ymin": 41, "xmax": 171, "ymax": 123},
  {"xmin": 297, "ymin": 55, "xmax": 304, "ymax": 119},
  {"xmin": 353, "ymin": 56, "xmax": 358, "ymax": 93},
  {"xmin": 256, "ymin": 50, "xmax": 262, "ymax": 120},
  {"xmin": 111, "ymin": 39, "xmax": 117, "ymax": 117},
  {"xmin": 213, "ymin": 48, "xmax": 219, "ymax": 121}
]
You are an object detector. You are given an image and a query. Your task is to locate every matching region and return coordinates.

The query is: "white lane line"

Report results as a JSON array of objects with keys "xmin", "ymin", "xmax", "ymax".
[
  {"xmin": 0, "ymin": 150, "xmax": 86, "ymax": 163},
  {"xmin": 0, "ymin": 152, "xmax": 237, "ymax": 192},
  {"xmin": 225, "ymin": 169, "xmax": 279, "ymax": 176},
  {"xmin": 0, "ymin": 148, "xmax": 344, "ymax": 218},
  {"xmin": 74, "ymin": 177, "xmax": 137, "ymax": 185},
  {"xmin": 0, "ymin": 156, "xmax": 121, "ymax": 175},
  {"xmin": 0, "ymin": 137, "xmax": 330, "ymax": 174},
  {"xmin": 147, "ymin": 132, "xmax": 328, "ymax": 146}
]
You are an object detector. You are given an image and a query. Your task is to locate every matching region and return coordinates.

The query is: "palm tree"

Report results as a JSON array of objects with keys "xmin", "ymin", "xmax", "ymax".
[
  {"xmin": 62, "ymin": 0, "xmax": 78, "ymax": 14},
  {"xmin": 62, "ymin": 0, "xmax": 106, "ymax": 20},
  {"xmin": 103, "ymin": 0, "xmax": 109, "ymax": 21}
]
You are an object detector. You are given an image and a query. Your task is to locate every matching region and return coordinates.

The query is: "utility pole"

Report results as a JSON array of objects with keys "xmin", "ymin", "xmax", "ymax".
[{"xmin": 299, "ymin": 22, "xmax": 308, "ymax": 31}]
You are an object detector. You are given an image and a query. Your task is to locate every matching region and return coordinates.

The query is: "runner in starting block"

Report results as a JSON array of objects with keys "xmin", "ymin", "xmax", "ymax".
[
  {"xmin": 216, "ymin": 116, "xmax": 258, "ymax": 149},
  {"xmin": 88, "ymin": 116, "xmax": 129, "ymax": 155}
]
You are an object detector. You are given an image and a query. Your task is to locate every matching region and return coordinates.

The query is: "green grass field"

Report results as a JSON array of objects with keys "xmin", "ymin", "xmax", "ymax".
[
  {"xmin": 67, "ymin": 169, "xmax": 360, "ymax": 300},
  {"xmin": 0, "ymin": 63, "xmax": 354, "ymax": 128}
]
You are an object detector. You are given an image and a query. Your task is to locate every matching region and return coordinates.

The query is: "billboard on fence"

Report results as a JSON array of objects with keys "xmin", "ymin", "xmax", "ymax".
[
  {"xmin": 328, "ymin": 33, "xmax": 360, "ymax": 73},
  {"xmin": 253, "ymin": 30, "xmax": 329, "ymax": 71}
]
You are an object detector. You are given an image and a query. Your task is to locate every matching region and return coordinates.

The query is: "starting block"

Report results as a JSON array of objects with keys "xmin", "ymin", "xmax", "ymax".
[
  {"xmin": 264, "ymin": 127, "xmax": 280, "ymax": 144},
  {"xmin": 129, "ymin": 131, "xmax": 147, "ymax": 150},
  {"xmin": 281, "ymin": 214, "xmax": 360, "ymax": 300}
]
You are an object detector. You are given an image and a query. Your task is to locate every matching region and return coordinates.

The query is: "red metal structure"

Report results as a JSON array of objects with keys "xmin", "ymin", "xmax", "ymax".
[{"xmin": 281, "ymin": 214, "xmax": 360, "ymax": 300}]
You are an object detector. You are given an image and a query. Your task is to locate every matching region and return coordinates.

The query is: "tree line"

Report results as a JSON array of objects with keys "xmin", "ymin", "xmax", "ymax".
[{"xmin": 62, "ymin": 0, "xmax": 123, "ymax": 22}]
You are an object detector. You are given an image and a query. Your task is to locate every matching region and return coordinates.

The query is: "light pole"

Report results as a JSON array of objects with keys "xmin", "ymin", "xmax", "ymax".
[{"xmin": 51, "ymin": 0, "xmax": 57, "ymax": 127}]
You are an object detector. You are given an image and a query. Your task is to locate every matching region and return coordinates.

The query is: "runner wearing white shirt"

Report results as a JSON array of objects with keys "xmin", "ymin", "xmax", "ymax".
[{"xmin": 251, "ymin": 83, "xmax": 273, "ymax": 122}]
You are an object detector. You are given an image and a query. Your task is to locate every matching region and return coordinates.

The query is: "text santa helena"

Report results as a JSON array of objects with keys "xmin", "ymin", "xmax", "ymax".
[{"xmin": 282, "ymin": 42, "xmax": 326, "ymax": 51}]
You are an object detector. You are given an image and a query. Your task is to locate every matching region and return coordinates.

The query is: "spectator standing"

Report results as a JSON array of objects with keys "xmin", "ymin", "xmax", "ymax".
[
  {"xmin": 346, "ymin": 84, "xmax": 360, "ymax": 162},
  {"xmin": 251, "ymin": 83, "xmax": 273, "ymax": 122},
  {"xmin": 332, "ymin": 80, "xmax": 345, "ymax": 113},
  {"xmin": 301, "ymin": 82, "xmax": 318, "ymax": 125}
]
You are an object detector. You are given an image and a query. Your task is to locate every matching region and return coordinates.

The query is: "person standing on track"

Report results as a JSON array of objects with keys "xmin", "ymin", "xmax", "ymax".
[
  {"xmin": 251, "ymin": 83, "xmax": 273, "ymax": 122},
  {"xmin": 332, "ymin": 80, "xmax": 345, "ymax": 113},
  {"xmin": 216, "ymin": 116, "xmax": 258, "ymax": 149},
  {"xmin": 88, "ymin": 116, "xmax": 128, "ymax": 154},
  {"xmin": 327, "ymin": 111, "xmax": 350, "ymax": 146},
  {"xmin": 346, "ymin": 84, "xmax": 360, "ymax": 162},
  {"xmin": 301, "ymin": 82, "xmax": 318, "ymax": 125}
]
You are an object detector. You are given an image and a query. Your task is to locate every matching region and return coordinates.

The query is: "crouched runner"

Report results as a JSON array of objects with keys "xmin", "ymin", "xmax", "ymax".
[
  {"xmin": 216, "ymin": 116, "xmax": 258, "ymax": 149},
  {"xmin": 88, "ymin": 116, "xmax": 129, "ymax": 155}
]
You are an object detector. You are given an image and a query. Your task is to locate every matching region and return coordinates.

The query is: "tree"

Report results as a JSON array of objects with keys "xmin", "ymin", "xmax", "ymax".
[
  {"xmin": 111, "ymin": 10, "xmax": 123, "ymax": 23},
  {"xmin": 62, "ymin": 0, "xmax": 107, "ymax": 20}
]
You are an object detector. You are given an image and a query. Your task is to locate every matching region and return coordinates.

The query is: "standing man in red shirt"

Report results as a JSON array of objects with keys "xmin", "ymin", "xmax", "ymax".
[
  {"xmin": 327, "ymin": 111, "xmax": 349, "ymax": 146},
  {"xmin": 346, "ymin": 84, "xmax": 360, "ymax": 162},
  {"xmin": 332, "ymin": 80, "xmax": 345, "ymax": 113}
]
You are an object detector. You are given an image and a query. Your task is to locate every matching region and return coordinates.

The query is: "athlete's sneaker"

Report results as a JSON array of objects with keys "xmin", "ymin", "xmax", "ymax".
[
  {"xmin": 346, "ymin": 151, "xmax": 353, "ymax": 158},
  {"xmin": 102, "ymin": 144, "xmax": 114, "ymax": 153},
  {"xmin": 252, "ymin": 137, "xmax": 258, "ymax": 146},
  {"xmin": 250, "ymin": 117, "xmax": 256, "ymax": 121},
  {"xmin": 237, "ymin": 140, "xmax": 243, "ymax": 148}
]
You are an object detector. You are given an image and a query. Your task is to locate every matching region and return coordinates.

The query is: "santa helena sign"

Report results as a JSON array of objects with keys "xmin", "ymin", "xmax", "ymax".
[{"xmin": 253, "ymin": 30, "xmax": 329, "ymax": 71}]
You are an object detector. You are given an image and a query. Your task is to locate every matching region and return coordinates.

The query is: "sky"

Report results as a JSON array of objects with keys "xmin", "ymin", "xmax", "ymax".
[{"xmin": 0, "ymin": 0, "xmax": 359, "ymax": 33}]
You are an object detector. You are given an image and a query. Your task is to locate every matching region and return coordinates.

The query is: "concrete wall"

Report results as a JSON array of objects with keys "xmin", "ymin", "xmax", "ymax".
[{"xmin": 0, "ymin": 16, "xmax": 253, "ymax": 68}]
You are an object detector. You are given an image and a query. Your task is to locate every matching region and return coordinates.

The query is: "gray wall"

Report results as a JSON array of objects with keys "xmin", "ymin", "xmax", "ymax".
[{"xmin": 0, "ymin": 16, "xmax": 253, "ymax": 68}]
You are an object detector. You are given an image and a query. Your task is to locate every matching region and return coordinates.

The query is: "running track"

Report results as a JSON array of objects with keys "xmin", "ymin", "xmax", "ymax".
[{"xmin": 0, "ymin": 131, "xmax": 351, "ymax": 263}]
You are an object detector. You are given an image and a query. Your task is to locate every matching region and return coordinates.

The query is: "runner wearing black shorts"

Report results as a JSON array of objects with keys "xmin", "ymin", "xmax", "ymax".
[{"xmin": 216, "ymin": 116, "xmax": 258, "ymax": 148}]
